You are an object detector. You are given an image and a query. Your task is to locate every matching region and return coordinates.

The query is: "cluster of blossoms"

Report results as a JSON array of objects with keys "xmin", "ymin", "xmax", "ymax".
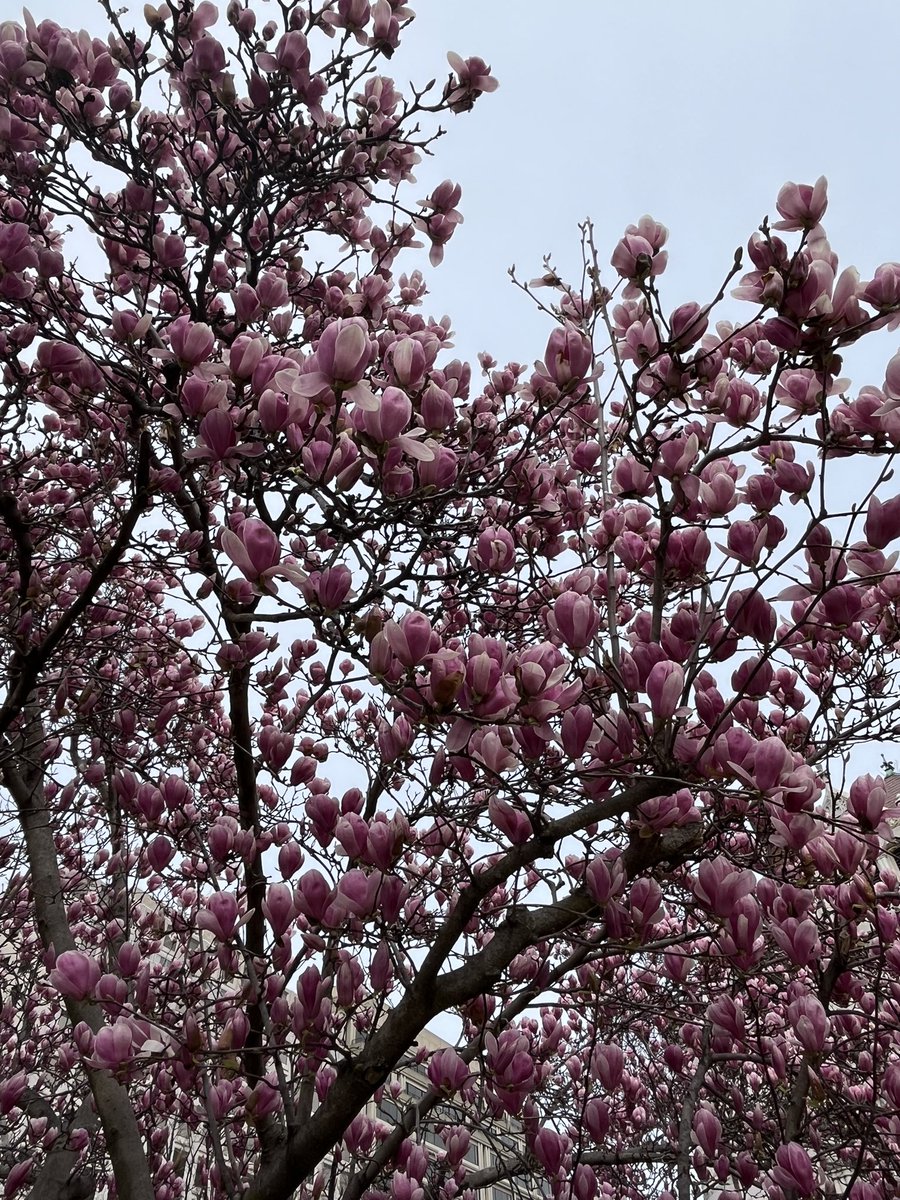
[{"xmin": 2, "ymin": 4, "xmax": 900, "ymax": 1200}]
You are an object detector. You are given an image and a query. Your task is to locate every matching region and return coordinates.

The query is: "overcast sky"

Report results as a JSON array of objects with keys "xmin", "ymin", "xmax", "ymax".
[{"xmin": 399, "ymin": 1, "xmax": 900, "ymax": 377}]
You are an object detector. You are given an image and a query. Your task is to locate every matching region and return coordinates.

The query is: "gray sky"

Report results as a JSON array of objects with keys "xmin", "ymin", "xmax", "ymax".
[{"xmin": 400, "ymin": 1, "xmax": 900, "ymax": 377}]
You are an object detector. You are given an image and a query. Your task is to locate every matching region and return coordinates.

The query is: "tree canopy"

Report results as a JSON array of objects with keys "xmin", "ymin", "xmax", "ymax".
[{"xmin": 2, "ymin": 4, "xmax": 900, "ymax": 1200}]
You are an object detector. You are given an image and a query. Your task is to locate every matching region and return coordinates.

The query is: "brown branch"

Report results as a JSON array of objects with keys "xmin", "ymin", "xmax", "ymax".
[
  {"xmin": 1, "ymin": 731, "xmax": 154, "ymax": 1200},
  {"xmin": 461, "ymin": 1144, "xmax": 673, "ymax": 1192},
  {"xmin": 783, "ymin": 937, "xmax": 848, "ymax": 1143},
  {"xmin": 23, "ymin": 1094, "xmax": 99, "ymax": 1200},
  {"xmin": 227, "ymin": 664, "xmax": 288, "ymax": 1160},
  {"xmin": 243, "ymin": 808, "xmax": 703, "ymax": 1200},
  {"xmin": 0, "ymin": 430, "xmax": 151, "ymax": 738},
  {"xmin": 676, "ymin": 1029, "xmax": 711, "ymax": 1200}
]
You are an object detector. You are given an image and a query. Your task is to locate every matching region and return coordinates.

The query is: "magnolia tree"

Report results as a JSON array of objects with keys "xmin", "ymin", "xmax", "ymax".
[{"xmin": 4, "ymin": 4, "xmax": 900, "ymax": 1200}]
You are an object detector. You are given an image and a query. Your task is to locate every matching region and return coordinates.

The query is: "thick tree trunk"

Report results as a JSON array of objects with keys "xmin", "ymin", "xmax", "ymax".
[{"xmin": 1, "ymin": 723, "xmax": 155, "ymax": 1200}]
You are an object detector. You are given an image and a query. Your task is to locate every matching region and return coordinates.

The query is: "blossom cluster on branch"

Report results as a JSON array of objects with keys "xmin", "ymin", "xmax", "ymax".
[{"xmin": 1, "ymin": 3, "xmax": 900, "ymax": 1200}]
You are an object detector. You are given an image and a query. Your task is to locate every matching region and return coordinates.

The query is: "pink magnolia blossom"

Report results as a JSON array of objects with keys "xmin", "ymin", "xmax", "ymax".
[
  {"xmin": 773, "ymin": 177, "xmax": 828, "ymax": 231},
  {"xmin": 666, "ymin": 527, "xmax": 710, "ymax": 577},
  {"xmin": 294, "ymin": 870, "xmax": 331, "ymax": 923},
  {"xmin": 0, "ymin": 1072, "xmax": 27, "ymax": 1117},
  {"xmin": 427, "ymin": 648, "xmax": 465, "ymax": 708},
  {"xmin": 417, "ymin": 444, "xmax": 457, "ymax": 488},
  {"xmin": 861, "ymin": 262, "xmax": 900, "ymax": 312},
  {"xmin": 221, "ymin": 518, "xmax": 281, "ymax": 583},
  {"xmin": 444, "ymin": 51, "xmax": 498, "ymax": 113},
  {"xmin": 49, "ymin": 951, "xmax": 101, "ymax": 999},
  {"xmin": 543, "ymin": 325, "xmax": 593, "ymax": 386},
  {"xmin": 474, "ymin": 524, "xmax": 516, "ymax": 572},
  {"xmin": 669, "ymin": 301, "xmax": 709, "ymax": 350},
  {"xmin": 646, "ymin": 660, "xmax": 684, "ymax": 719},
  {"xmin": 258, "ymin": 726, "xmax": 293, "ymax": 772},
  {"xmin": 561, "ymin": 703, "xmax": 596, "ymax": 758},
  {"xmin": 229, "ymin": 334, "xmax": 268, "ymax": 380},
  {"xmin": 263, "ymin": 883, "xmax": 295, "ymax": 937},
  {"xmin": 590, "ymin": 1043, "xmax": 623, "ymax": 1091},
  {"xmin": 332, "ymin": 869, "xmax": 380, "ymax": 920},
  {"xmin": 352, "ymin": 385, "xmax": 412, "ymax": 443},
  {"xmin": 752, "ymin": 736, "xmax": 793, "ymax": 790},
  {"xmin": 93, "ymin": 1019, "xmax": 135, "ymax": 1069},
  {"xmin": 771, "ymin": 1143, "xmax": 816, "ymax": 1196},
  {"xmin": 0, "ymin": 222, "xmax": 38, "ymax": 275},
  {"xmin": 694, "ymin": 857, "xmax": 755, "ymax": 917},
  {"xmin": 571, "ymin": 1164, "xmax": 598, "ymax": 1200},
  {"xmin": 629, "ymin": 876, "xmax": 665, "ymax": 931},
  {"xmin": 2, "ymin": 1159, "xmax": 33, "ymax": 1194},
  {"xmin": 441, "ymin": 1125, "xmax": 470, "ymax": 1166},
  {"xmin": 146, "ymin": 835, "xmax": 174, "ymax": 872},
  {"xmin": 693, "ymin": 1108, "xmax": 721, "ymax": 1157},
  {"xmin": 388, "ymin": 338, "xmax": 427, "ymax": 389},
  {"xmin": 611, "ymin": 234, "xmax": 655, "ymax": 282},
  {"xmin": 117, "ymin": 943, "xmax": 142, "ymax": 977},
  {"xmin": 36, "ymin": 340, "xmax": 87, "ymax": 376},
  {"xmin": 168, "ymin": 317, "xmax": 214, "ymax": 366},
  {"xmin": 883, "ymin": 1062, "xmax": 900, "ymax": 1109},
  {"xmin": 771, "ymin": 917, "xmax": 821, "ymax": 968},
  {"xmin": 196, "ymin": 408, "xmax": 237, "ymax": 460},
  {"xmin": 485, "ymin": 1032, "xmax": 535, "ymax": 1112},
  {"xmin": 584, "ymin": 853, "xmax": 625, "ymax": 906},
  {"xmin": 197, "ymin": 892, "xmax": 242, "ymax": 941},
  {"xmin": 533, "ymin": 1127, "xmax": 569, "ymax": 1175},
  {"xmin": 420, "ymin": 382, "xmax": 455, "ymax": 430},
  {"xmin": 865, "ymin": 493, "xmax": 900, "ymax": 548},
  {"xmin": 378, "ymin": 715, "xmax": 415, "ymax": 763},
  {"xmin": 315, "ymin": 317, "xmax": 372, "ymax": 388},
  {"xmin": 583, "ymin": 1097, "xmax": 609, "ymax": 1140},
  {"xmin": 708, "ymin": 994, "xmax": 745, "ymax": 1041},
  {"xmin": 613, "ymin": 455, "xmax": 654, "ymax": 496},
  {"xmin": 384, "ymin": 611, "xmax": 433, "ymax": 666},
  {"xmin": 488, "ymin": 796, "xmax": 531, "ymax": 844},
  {"xmin": 787, "ymin": 993, "xmax": 830, "ymax": 1053},
  {"xmin": 552, "ymin": 591, "xmax": 601, "ymax": 651},
  {"xmin": 277, "ymin": 840, "xmax": 304, "ymax": 879},
  {"xmin": 725, "ymin": 588, "xmax": 777, "ymax": 642},
  {"xmin": 426, "ymin": 1048, "xmax": 470, "ymax": 1094},
  {"xmin": 246, "ymin": 1077, "xmax": 283, "ymax": 1120},
  {"xmin": 475, "ymin": 728, "xmax": 518, "ymax": 773},
  {"xmin": 846, "ymin": 774, "xmax": 890, "ymax": 832},
  {"xmin": 727, "ymin": 519, "xmax": 765, "ymax": 565},
  {"xmin": 303, "ymin": 565, "xmax": 353, "ymax": 611},
  {"xmin": 335, "ymin": 812, "xmax": 368, "ymax": 859}
]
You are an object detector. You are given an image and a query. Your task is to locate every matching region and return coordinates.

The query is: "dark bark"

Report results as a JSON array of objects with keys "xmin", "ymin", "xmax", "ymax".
[
  {"xmin": 1, "ymin": 734, "xmax": 155, "ymax": 1200},
  {"xmin": 243, "ymin": 796, "xmax": 701, "ymax": 1200}
]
